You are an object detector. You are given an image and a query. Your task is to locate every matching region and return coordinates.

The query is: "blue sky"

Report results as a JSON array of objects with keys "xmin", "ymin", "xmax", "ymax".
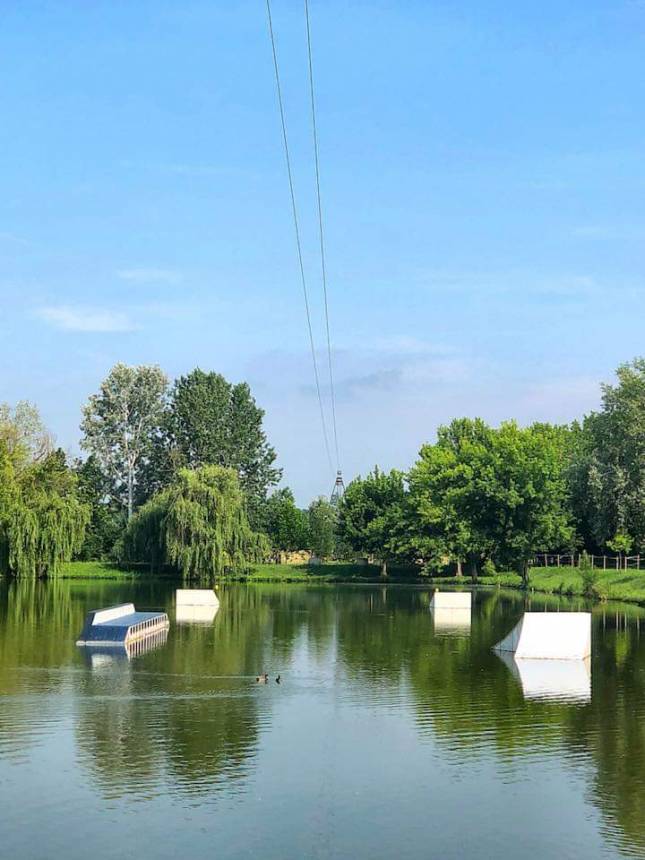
[{"xmin": 1, "ymin": 0, "xmax": 644, "ymax": 502}]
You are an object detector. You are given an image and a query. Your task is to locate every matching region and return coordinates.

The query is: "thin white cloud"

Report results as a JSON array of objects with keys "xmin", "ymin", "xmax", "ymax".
[
  {"xmin": 117, "ymin": 267, "xmax": 182, "ymax": 284},
  {"xmin": 572, "ymin": 225, "xmax": 645, "ymax": 241},
  {"xmin": 0, "ymin": 231, "xmax": 29, "ymax": 245},
  {"xmin": 36, "ymin": 306, "xmax": 136, "ymax": 333},
  {"xmin": 416, "ymin": 268, "xmax": 604, "ymax": 298},
  {"xmin": 367, "ymin": 335, "xmax": 453, "ymax": 356}
]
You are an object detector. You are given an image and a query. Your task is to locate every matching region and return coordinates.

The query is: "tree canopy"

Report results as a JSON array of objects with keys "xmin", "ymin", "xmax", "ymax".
[
  {"xmin": 123, "ymin": 465, "xmax": 266, "ymax": 582},
  {"xmin": 0, "ymin": 405, "xmax": 89, "ymax": 578},
  {"xmin": 81, "ymin": 363, "xmax": 168, "ymax": 519},
  {"xmin": 308, "ymin": 497, "xmax": 338, "ymax": 559},
  {"xmin": 0, "ymin": 400, "xmax": 53, "ymax": 471},
  {"xmin": 569, "ymin": 358, "xmax": 645, "ymax": 551},
  {"xmin": 338, "ymin": 468, "xmax": 411, "ymax": 576},
  {"xmin": 260, "ymin": 488, "xmax": 310, "ymax": 555},
  {"xmin": 160, "ymin": 369, "xmax": 281, "ymax": 519},
  {"xmin": 408, "ymin": 418, "xmax": 573, "ymax": 581}
]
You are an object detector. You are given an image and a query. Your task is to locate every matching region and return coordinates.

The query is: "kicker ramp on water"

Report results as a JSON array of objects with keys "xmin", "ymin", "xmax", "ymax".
[
  {"xmin": 494, "ymin": 612, "xmax": 591, "ymax": 660},
  {"xmin": 175, "ymin": 589, "xmax": 220, "ymax": 624},
  {"xmin": 429, "ymin": 591, "xmax": 472, "ymax": 610}
]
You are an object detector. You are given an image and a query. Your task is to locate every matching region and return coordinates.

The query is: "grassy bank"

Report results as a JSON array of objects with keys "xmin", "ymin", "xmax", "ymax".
[
  {"xmin": 491, "ymin": 566, "xmax": 645, "ymax": 604},
  {"xmin": 57, "ymin": 561, "xmax": 150, "ymax": 580},
  {"xmin": 240, "ymin": 563, "xmax": 645, "ymax": 603},
  {"xmin": 224, "ymin": 562, "xmax": 421, "ymax": 583},
  {"xmin": 55, "ymin": 561, "xmax": 421, "ymax": 583},
  {"xmin": 55, "ymin": 561, "xmax": 645, "ymax": 604}
]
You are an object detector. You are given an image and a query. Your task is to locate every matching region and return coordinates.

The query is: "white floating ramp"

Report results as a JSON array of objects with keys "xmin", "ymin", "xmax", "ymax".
[
  {"xmin": 76, "ymin": 604, "xmax": 169, "ymax": 647},
  {"xmin": 429, "ymin": 590, "xmax": 472, "ymax": 610},
  {"xmin": 175, "ymin": 589, "xmax": 220, "ymax": 624},
  {"xmin": 494, "ymin": 612, "xmax": 591, "ymax": 660},
  {"xmin": 176, "ymin": 589, "xmax": 219, "ymax": 607}
]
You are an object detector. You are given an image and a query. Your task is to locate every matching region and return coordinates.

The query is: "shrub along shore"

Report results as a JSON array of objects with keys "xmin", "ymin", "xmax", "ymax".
[{"xmin": 54, "ymin": 560, "xmax": 645, "ymax": 605}]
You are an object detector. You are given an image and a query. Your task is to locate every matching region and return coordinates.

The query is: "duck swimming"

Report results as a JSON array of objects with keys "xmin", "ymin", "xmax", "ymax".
[{"xmin": 256, "ymin": 673, "xmax": 269, "ymax": 684}]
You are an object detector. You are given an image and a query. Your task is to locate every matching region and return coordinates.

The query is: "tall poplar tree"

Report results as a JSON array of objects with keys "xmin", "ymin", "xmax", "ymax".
[{"xmin": 80, "ymin": 363, "xmax": 168, "ymax": 518}]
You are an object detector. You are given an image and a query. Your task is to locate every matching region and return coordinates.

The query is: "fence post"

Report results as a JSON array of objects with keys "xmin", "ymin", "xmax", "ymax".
[
  {"xmin": 603, "ymin": 555, "xmax": 606, "ymax": 570},
  {"xmin": 557, "ymin": 555, "xmax": 561, "ymax": 567}
]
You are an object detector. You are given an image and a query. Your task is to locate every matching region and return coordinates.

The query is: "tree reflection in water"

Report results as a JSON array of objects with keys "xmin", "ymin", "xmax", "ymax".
[{"xmin": 0, "ymin": 581, "xmax": 644, "ymax": 854}]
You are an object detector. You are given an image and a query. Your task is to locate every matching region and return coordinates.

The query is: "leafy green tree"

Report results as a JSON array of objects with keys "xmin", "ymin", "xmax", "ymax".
[
  {"xmin": 123, "ymin": 465, "xmax": 266, "ymax": 582},
  {"xmin": 0, "ymin": 445, "xmax": 89, "ymax": 578},
  {"xmin": 151, "ymin": 369, "xmax": 281, "ymax": 521},
  {"xmin": 74, "ymin": 455, "xmax": 126, "ymax": 560},
  {"xmin": 0, "ymin": 400, "xmax": 53, "ymax": 472},
  {"xmin": 408, "ymin": 418, "xmax": 496, "ymax": 579},
  {"xmin": 260, "ymin": 488, "xmax": 309, "ymax": 555},
  {"xmin": 409, "ymin": 418, "xmax": 573, "ymax": 583},
  {"xmin": 569, "ymin": 359, "xmax": 645, "ymax": 551},
  {"xmin": 492, "ymin": 422, "xmax": 574, "ymax": 582},
  {"xmin": 0, "ymin": 441, "xmax": 17, "ymax": 573},
  {"xmin": 308, "ymin": 497, "xmax": 337, "ymax": 559},
  {"xmin": 338, "ymin": 468, "xmax": 412, "ymax": 577},
  {"xmin": 80, "ymin": 363, "xmax": 168, "ymax": 519},
  {"xmin": 607, "ymin": 531, "xmax": 633, "ymax": 567}
]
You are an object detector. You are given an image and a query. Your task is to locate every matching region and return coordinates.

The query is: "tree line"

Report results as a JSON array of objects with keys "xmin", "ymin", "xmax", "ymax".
[
  {"xmin": 338, "ymin": 358, "xmax": 645, "ymax": 580},
  {"xmin": 1, "ymin": 357, "xmax": 644, "ymax": 582}
]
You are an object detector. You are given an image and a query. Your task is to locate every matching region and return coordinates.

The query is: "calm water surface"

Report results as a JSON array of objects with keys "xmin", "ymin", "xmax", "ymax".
[{"xmin": 1, "ymin": 580, "xmax": 644, "ymax": 859}]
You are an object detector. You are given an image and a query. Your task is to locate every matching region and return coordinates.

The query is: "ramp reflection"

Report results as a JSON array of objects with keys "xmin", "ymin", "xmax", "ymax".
[
  {"xmin": 175, "ymin": 604, "xmax": 219, "ymax": 624},
  {"xmin": 497, "ymin": 651, "xmax": 591, "ymax": 702},
  {"xmin": 81, "ymin": 628, "xmax": 169, "ymax": 668},
  {"xmin": 431, "ymin": 607, "xmax": 471, "ymax": 636}
]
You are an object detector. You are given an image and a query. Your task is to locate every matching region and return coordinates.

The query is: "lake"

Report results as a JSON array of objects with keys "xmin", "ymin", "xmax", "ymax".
[{"xmin": 1, "ymin": 580, "xmax": 644, "ymax": 859}]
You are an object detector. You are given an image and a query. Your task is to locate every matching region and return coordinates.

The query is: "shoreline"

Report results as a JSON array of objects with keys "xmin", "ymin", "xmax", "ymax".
[{"xmin": 6, "ymin": 561, "xmax": 644, "ymax": 607}]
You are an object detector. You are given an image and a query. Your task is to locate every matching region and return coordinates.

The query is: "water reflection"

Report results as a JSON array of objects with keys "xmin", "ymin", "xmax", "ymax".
[
  {"xmin": 496, "ymin": 652, "xmax": 591, "ymax": 702},
  {"xmin": 80, "ymin": 628, "xmax": 170, "ymax": 667},
  {"xmin": 175, "ymin": 604, "xmax": 219, "ymax": 624},
  {"xmin": 430, "ymin": 606, "xmax": 472, "ymax": 635},
  {"xmin": 0, "ymin": 580, "xmax": 644, "ymax": 857}
]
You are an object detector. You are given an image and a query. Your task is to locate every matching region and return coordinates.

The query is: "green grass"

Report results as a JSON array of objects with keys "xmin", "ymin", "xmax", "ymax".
[
  {"xmin": 472, "ymin": 566, "xmax": 645, "ymax": 604},
  {"xmin": 527, "ymin": 566, "xmax": 645, "ymax": 603},
  {"xmin": 57, "ymin": 561, "xmax": 149, "ymax": 580},
  {"xmin": 56, "ymin": 560, "xmax": 420, "ymax": 583},
  {"xmin": 237, "ymin": 562, "xmax": 421, "ymax": 583}
]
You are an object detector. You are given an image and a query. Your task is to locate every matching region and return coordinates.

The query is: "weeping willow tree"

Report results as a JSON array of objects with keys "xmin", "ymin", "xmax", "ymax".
[
  {"xmin": 0, "ymin": 442, "xmax": 16, "ymax": 574},
  {"xmin": 123, "ymin": 465, "xmax": 267, "ymax": 582},
  {"xmin": 0, "ymin": 441, "xmax": 89, "ymax": 579}
]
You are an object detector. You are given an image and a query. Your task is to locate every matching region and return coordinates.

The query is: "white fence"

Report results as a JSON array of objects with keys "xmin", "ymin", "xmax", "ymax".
[{"xmin": 533, "ymin": 553, "xmax": 644, "ymax": 571}]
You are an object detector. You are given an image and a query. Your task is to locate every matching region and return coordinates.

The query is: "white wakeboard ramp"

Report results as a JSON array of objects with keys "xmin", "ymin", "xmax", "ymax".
[
  {"xmin": 429, "ymin": 590, "xmax": 472, "ymax": 610},
  {"xmin": 175, "ymin": 589, "xmax": 219, "ymax": 624},
  {"xmin": 494, "ymin": 612, "xmax": 591, "ymax": 660}
]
